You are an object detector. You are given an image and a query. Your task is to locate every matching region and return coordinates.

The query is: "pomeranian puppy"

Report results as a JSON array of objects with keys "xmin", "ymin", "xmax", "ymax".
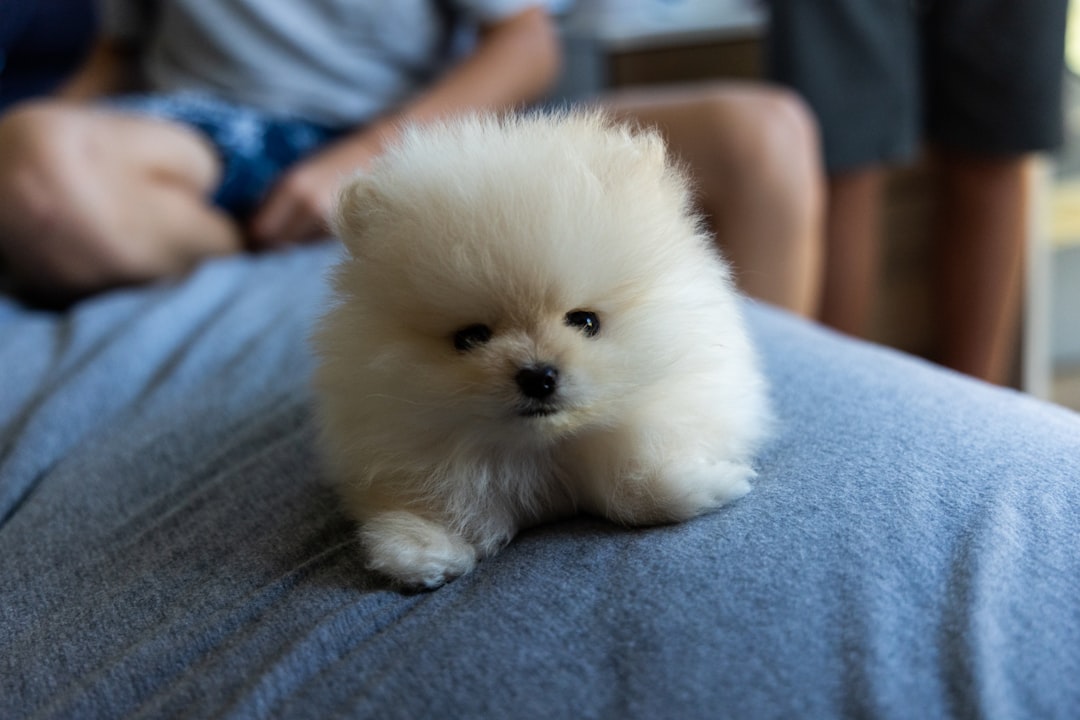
[{"xmin": 312, "ymin": 111, "xmax": 770, "ymax": 589}]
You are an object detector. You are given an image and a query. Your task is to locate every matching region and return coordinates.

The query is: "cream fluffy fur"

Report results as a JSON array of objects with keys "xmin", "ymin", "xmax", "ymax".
[{"xmin": 312, "ymin": 111, "xmax": 770, "ymax": 589}]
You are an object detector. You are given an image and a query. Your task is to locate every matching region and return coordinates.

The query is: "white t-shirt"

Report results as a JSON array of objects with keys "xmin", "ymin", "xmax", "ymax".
[{"xmin": 102, "ymin": 0, "xmax": 544, "ymax": 127}]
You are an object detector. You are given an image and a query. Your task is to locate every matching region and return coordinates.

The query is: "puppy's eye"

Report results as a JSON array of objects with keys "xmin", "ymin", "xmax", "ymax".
[
  {"xmin": 565, "ymin": 310, "xmax": 600, "ymax": 338},
  {"xmin": 453, "ymin": 323, "xmax": 493, "ymax": 352}
]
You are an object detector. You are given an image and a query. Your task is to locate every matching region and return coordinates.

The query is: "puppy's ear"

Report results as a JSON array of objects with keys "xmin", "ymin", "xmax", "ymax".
[
  {"xmin": 332, "ymin": 172, "xmax": 379, "ymax": 256},
  {"xmin": 633, "ymin": 128, "xmax": 670, "ymax": 170},
  {"xmin": 619, "ymin": 124, "xmax": 671, "ymax": 175},
  {"xmin": 602, "ymin": 123, "xmax": 687, "ymax": 204}
]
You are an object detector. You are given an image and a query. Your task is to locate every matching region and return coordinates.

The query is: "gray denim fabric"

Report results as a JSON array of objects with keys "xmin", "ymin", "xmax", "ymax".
[{"xmin": 3, "ymin": 243, "xmax": 1079, "ymax": 718}]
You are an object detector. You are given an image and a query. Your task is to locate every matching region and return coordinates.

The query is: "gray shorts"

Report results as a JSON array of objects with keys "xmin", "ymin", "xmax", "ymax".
[{"xmin": 766, "ymin": 0, "xmax": 1069, "ymax": 172}]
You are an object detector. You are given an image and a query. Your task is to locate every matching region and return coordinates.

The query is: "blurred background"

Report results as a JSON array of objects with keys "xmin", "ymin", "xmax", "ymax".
[{"xmin": 1, "ymin": 0, "xmax": 1076, "ymax": 409}]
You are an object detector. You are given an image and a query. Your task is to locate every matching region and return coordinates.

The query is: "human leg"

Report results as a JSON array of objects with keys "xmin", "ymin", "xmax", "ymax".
[
  {"xmin": 767, "ymin": 0, "xmax": 920, "ymax": 331},
  {"xmin": 933, "ymin": 151, "xmax": 1031, "ymax": 385},
  {"xmin": 0, "ymin": 100, "xmax": 243, "ymax": 299},
  {"xmin": 819, "ymin": 167, "xmax": 887, "ymax": 336},
  {"xmin": 920, "ymin": 0, "xmax": 1066, "ymax": 384},
  {"xmin": 601, "ymin": 83, "xmax": 824, "ymax": 317}
]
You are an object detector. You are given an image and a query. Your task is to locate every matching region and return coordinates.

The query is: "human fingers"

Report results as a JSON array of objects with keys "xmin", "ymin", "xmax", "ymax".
[{"xmin": 250, "ymin": 172, "xmax": 332, "ymax": 247}]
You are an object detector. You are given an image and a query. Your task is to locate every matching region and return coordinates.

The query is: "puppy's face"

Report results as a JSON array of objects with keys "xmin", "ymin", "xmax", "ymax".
[
  {"xmin": 328, "ymin": 114, "xmax": 732, "ymax": 449},
  {"xmin": 331, "ymin": 237, "xmax": 639, "ymax": 448},
  {"xmin": 434, "ymin": 301, "xmax": 612, "ymax": 443},
  {"xmin": 451, "ymin": 310, "xmax": 598, "ymax": 419}
]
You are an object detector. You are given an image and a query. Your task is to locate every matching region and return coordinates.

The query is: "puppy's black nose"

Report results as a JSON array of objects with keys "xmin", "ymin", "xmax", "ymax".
[{"xmin": 515, "ymin": 364, "xmax": 559, "ymax": 400}]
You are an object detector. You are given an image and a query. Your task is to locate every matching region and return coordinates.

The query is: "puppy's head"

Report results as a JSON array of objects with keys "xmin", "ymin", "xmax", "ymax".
[{"xmin": 325, "ymin": 112, "xmax": 739, "ymax": 450}]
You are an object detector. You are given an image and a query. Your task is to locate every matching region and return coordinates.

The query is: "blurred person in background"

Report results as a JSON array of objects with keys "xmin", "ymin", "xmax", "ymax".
[
  {"xmin": 0, "ymin": 0, "xmax": 821, "ymax": 316},
  {"xmin": 768, "ymin": 0, "xmax": 1069, "ymax": 384}
]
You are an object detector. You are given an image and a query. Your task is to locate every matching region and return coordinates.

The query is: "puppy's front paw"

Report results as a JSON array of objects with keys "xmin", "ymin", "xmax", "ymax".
[
  {"xmin": 601, "ymin": 458, "xmax": 755, "ymax": 526},
  {"xmin": 667, "ymin": 458, "xmax": 754, "ymax": 516},
  {"xmin": 360, "ymin": 511, "xmax": 477, "ymax": 590}
]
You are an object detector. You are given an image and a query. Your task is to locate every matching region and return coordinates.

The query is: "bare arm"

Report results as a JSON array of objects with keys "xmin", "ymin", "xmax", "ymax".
[
  {"xmin": 249, "ymin": 5, "xmax": 562, "ymax": 246},
  {"xmin": 357, "ymin": 4, "xmax": 563, "ymax": 156}
]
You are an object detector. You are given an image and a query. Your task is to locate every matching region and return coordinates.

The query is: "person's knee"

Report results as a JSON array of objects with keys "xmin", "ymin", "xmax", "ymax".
[
  {"xmin": 713, "ymin": 86, "xmax": 824, "ymax": 238},
  {"xmin": 0, "ymin": 103, "xmax": 147, "ymax": 293},
  {"xmin": 753, "ymin": 87, "xmax": 819, "ymax": 152},
  {"xmin": 707, "ymin": 86, "xmax": 820, "ymax": 189},
  {"xmin": 0, "ymin": 103, "xmax": 81, "ymax": 224}
]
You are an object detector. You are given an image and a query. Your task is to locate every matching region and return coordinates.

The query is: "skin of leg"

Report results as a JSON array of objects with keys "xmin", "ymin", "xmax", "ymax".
[
  {"xmin": 932, "ymin": 150, "xmax": 1030, "ymax": 385},
  {"xmin": 819, "ymin": 166, "xmax": 888, "ymax": 337},
  {"xmin": 600, "ymin": 82, "xmax": 824, "ymax": 317},
  {"xmin": 0, "ymin": 100, "xmax": 243, "ymax": 300}
]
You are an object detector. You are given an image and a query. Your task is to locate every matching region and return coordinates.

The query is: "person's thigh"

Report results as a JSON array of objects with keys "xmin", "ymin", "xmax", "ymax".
[
  {"xmin": 0, "ymin": 100, "xmax": 223, "ymax": 228},
  {"xmin": 22, "ymin": 100, "xmax": 220, "ymax": 187},
  {"xmin": 598, "ymin": 82, "xmax": 813, "ymax": 177}
]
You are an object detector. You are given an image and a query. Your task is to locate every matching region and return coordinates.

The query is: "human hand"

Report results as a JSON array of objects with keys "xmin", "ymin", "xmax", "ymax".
[{"xmin": 248, "ymin": 140, "xmax": 374, "ymax": 248}]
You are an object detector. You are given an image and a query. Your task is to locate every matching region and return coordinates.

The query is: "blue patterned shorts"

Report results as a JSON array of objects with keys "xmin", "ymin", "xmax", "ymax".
[{"xmin": 106, "ymin": 92, "xmax": 346, "ymax": 219}]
